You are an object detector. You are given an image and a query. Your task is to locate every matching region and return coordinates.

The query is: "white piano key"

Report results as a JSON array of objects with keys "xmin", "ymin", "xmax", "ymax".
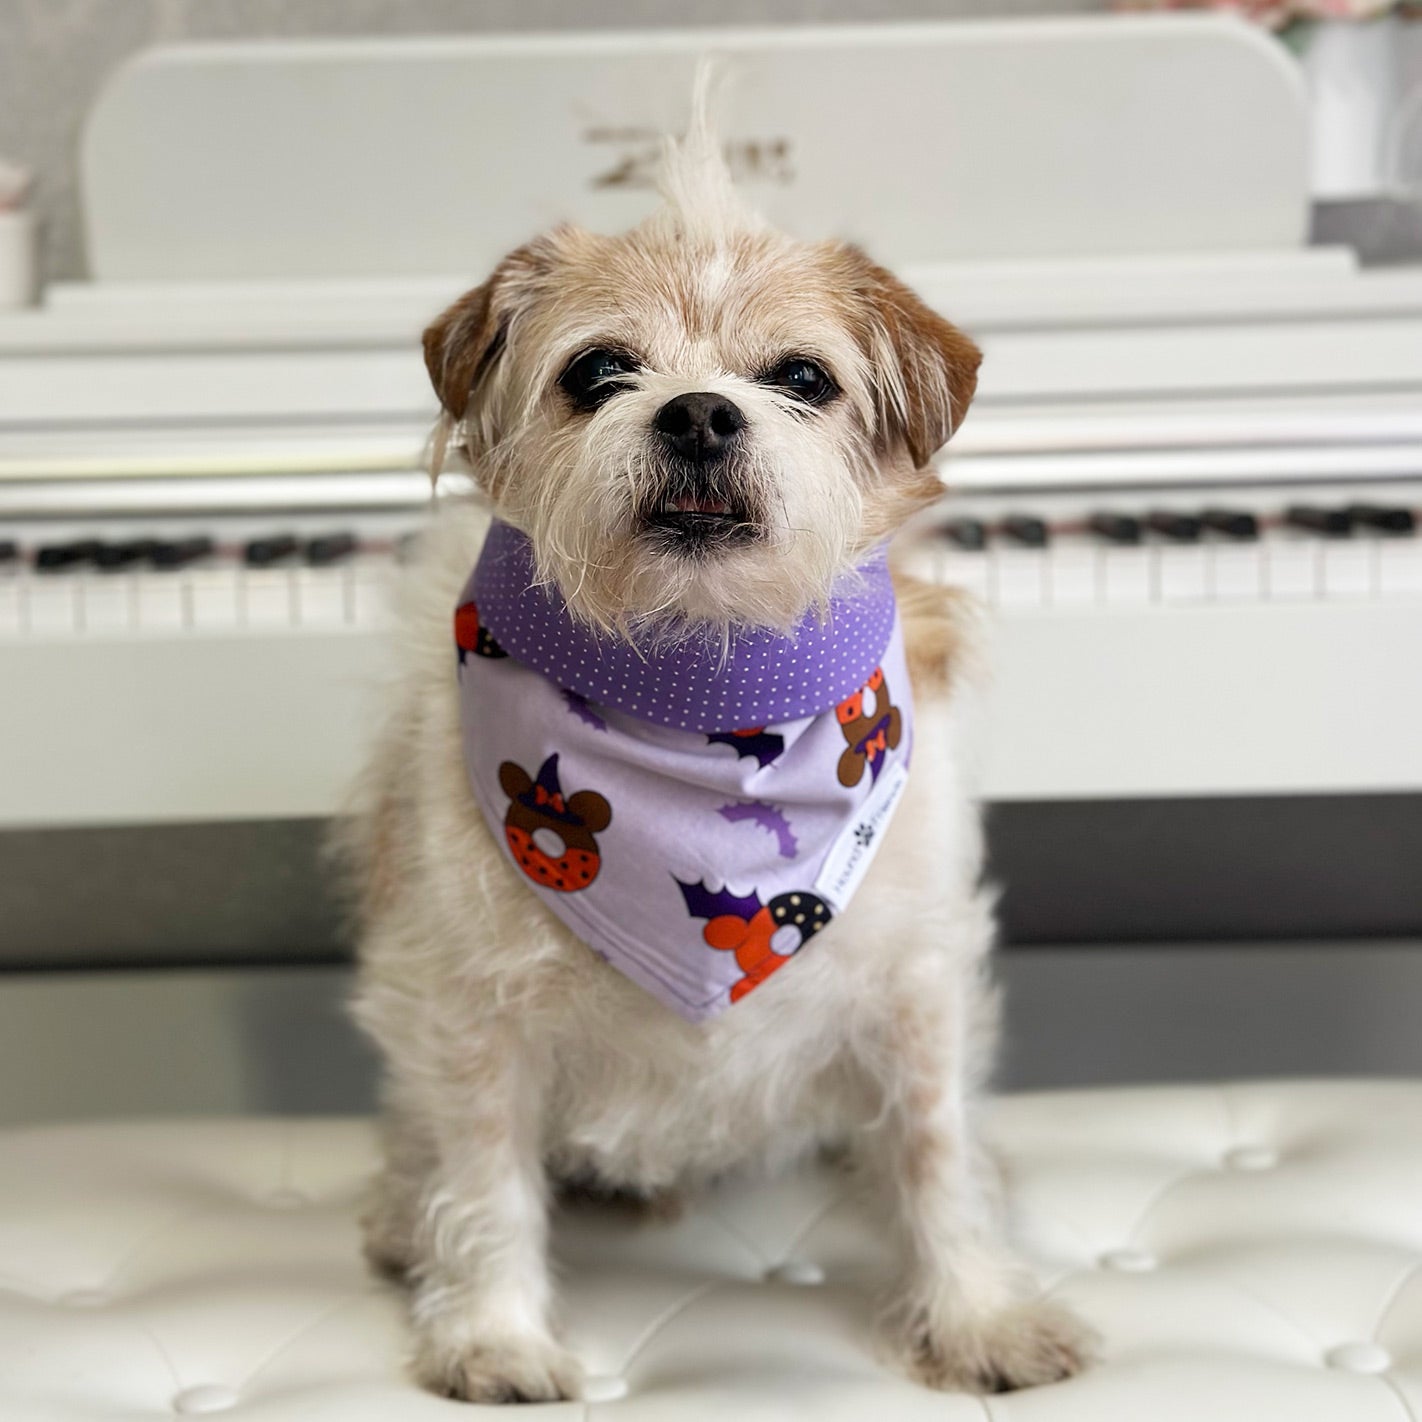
[
  {"xmin": 242, "ymin": 568, "xmax": 296, "ymax": 628},
  {"xmin": 992, "ymin": 548, "xmax": 1047, "ymax": 609},
  {"xmin": 352, "ymin": 559, "xmax": 399, "ymax": 627},
  {"xmin": 1379, "ymin": 538, "xmax": 1422, "ymax": 597},
  {"xmin": 940, "ymin": 550, "xmax": 990, "ymax": 601},
  {"xmin": 1210, "ymin": 542, "xmax": 1264, "ymax": 601},
  {"xmin": 1100, "ymin": 546, "xmax": 1151, "ymax": 606},
  {"xmin": 295, "ymin": 566, "xmax": 350, "ymax": 627},
  {"xmin": 26, "ymin": 578, "xmax": 81, "ymax": 636},
  {"xmin": 135, "ymin": 573, "xmax": 187, "ymax": 631},
  {"xmin": 189, "ymin": 567, "xmax": 242, "ymax": 630},
  {"xmin": 0, "ymin": 576, "xmax": 20, "ymax": 637},
  {"xmin": 1265, "ymin": 537, "xmax": 1318, "ymax": 600},
  {"xmin": 1048, "ymin": 541, "xmax": 1097, "ymax": 606},
  {"xmin": 1322, "ymin": 539, "xmax": 1374, "ymax": 599},
  {"xmin": 80, "ymin": 575, "xmax": 135, "ymax": 633},
  {"xmin": 1156, "ymin": 544, "xmax": 1208, "ymax": 603}
]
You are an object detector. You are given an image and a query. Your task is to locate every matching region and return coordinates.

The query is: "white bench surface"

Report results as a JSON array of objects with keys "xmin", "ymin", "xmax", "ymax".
[{"xmin": 3, "ymin": 1080, "xmax": 1420, "ymax": 1419}]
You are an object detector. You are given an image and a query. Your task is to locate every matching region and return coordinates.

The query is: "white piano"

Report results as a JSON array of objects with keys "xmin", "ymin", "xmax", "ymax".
[{"xmin": 2, "ymin": 15, "xmax": 1420, "ymax": 964}]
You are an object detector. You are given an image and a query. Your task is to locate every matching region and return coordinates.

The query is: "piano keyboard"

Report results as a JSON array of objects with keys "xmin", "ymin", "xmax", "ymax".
[
  {"xmin": 4, "ymin": 481, "xmax": 1422, "ymax": 643},
  {"xmin": 0, "ymin": 515, "xmax": 412, "ymax": 640},
  {"xmin": 910, "ymin": 483, "xmax": 1422, "ymax": 611}
]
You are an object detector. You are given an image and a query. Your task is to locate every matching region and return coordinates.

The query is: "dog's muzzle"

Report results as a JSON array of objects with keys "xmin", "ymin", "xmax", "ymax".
[
  {"xmin": 643, "ymin": 392, "xmax": 758, "ymax": 552},
  {"xmin": 654, "ymin": 391, "xmax": 744, "ymax": 465}
]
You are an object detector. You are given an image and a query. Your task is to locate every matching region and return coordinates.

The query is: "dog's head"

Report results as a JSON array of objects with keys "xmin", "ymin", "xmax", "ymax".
[{"xmin": 424, "ymin": 108, "xmax": 979, "ymax": 635}]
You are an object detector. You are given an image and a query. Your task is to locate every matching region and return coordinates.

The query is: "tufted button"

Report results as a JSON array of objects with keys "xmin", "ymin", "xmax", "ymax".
[
  {"xmin": 765, "ymin": 1259, "xmax": 826, "ymax": 1285},
  {"xmin": 264, "ymin": 1188, "xmax": 309, "ymax": 1209},
  {"xmin": 1099, "ymin": 1247, "xmax": 1157, "ymax": 1273},
  {"xmin": 1326, "ymin": 1342, "xmax": 1391, "ymax": 1375},
  {"xmin": 59, "ymin": 1288, "xmax": 109, "ymax": 1308},
  {"xmin": 1223, "ymin": 1145, "xmax": 1279, "ymax": 1172},
  {"xmin": 172, "ymin": 1384, "xmax": 239, "ymax": 1414},
  {"xmin": 582, "ymin": 1375, "xmax": 630, "ymax": 1402}
]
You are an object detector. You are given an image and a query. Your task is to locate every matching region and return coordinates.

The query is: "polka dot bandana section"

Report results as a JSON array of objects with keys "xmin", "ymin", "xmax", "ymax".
[
  {"xmin": 467, "ymin": 520, "xmax": 897, "ymax": 734},
  {"xmin": 455, "ymin": 589, "xmax": 914, "ymax": 1020}
]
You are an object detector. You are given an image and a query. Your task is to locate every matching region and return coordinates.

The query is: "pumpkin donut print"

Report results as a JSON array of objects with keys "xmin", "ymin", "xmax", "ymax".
[
  {"xmin": 676, "ymin": 878, "xmax": 833, "ymax": 1003},
  {"xmin": 499, "ymin": 754, "xmax": 611, "ymax": 892},
  {"xmin": 454, "ymin": 599, "xmax": 508, "ymax": 664},
  {"xmin": 835, "ymin": 665, "xmax": 903, "ymax": 787}
]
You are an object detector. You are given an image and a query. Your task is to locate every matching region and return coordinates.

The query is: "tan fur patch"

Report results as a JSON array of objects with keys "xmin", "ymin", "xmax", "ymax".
[
  {"xmin": 423, "ymin": 237, "xmax": 561, "ymax": 424},
  {"xmin": 825, "ymin": 245, "xmax": 983, "ymax": 469},
  {"xmin": 894, "ymin": 571, "xmax": 974, "ymax": 699}
]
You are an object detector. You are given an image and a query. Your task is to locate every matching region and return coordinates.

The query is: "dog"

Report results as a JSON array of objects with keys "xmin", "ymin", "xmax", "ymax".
[{"xmin": 342, "ymin": 96, "xmax": 1095, "ymax": 1404}]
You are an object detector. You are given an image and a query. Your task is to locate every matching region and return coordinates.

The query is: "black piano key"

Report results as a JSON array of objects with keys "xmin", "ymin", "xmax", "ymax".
[
  {"xmin": 1286, "ymin": 505, "xmax": 1351, "ymax": 538},
  {"xmin": 244, "ymin": 534, "xmax": 300, "ymax": 567},
  {"xmin": 305, "ymin": 532, "xmax": 357, "ymax": 566},
  {"xmin": 95, "ymin": 538, "xmax": 160, "ymax": 571},
  {"xmin": 1146, "ymin": 511, "xmax": 1203, "ymax": 542},
  {"xmin": 941, "ymin": 517, "xmax": 987, "ymax": 551},
  {"xmin": 1001, "ymin": 514, "xmax": 1050, "ymax": 548},
  {"xmin": 1201, "ymin": 509, "xmax": 1259, "ymax": 541},
  {"xmin": 152, "ymin": 536, "xmax": 215, "ymax": 570},
  {"xmin": 1087, "ymin": 512, "xmax": 1142, "ymax": 545},
  {"xmin": 1347, "ymin": 504, "xmax": 1416, "ymax": 535},
  {"xmin": 35, "ymin": 539, "xmax": 103, "ymax": 571}
]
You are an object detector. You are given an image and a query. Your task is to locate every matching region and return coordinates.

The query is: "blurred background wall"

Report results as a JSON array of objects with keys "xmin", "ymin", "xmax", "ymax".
[{"xmin": 1, "ymin": 0, "xmax": 1105, "ymax": 286}]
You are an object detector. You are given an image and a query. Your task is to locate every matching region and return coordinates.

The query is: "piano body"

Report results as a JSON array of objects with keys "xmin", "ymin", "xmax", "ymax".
[{"xmin": 2, "ymin": 15, "xmax": 1421, "ymax": 983}]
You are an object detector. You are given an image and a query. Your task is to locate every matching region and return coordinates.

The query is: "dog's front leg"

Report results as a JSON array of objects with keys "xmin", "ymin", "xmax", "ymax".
[
  {"xmin": 403, "ymin": 1023, "xmax": 581, "ymax": 1404},
  {"xmin": 868, "ymin": 968, "xmax": 1095, "ymax": 1394}
]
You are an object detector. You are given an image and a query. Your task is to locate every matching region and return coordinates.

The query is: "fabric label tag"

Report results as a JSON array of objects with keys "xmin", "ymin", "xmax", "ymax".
[{"xmin": 814, "ymin": 760, "xmax": 910, "ymax": 913}]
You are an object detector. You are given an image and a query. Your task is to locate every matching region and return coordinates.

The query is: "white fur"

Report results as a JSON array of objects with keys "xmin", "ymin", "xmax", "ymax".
[{"xmin": 342, "ymin": 115, "xmax": 1093, "ymax": 1403}]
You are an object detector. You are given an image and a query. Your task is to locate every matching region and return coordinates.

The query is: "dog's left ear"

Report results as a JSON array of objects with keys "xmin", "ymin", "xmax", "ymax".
[{"xmin": 840, "ymin": 247, "xmax": 982, "ymax": 470}]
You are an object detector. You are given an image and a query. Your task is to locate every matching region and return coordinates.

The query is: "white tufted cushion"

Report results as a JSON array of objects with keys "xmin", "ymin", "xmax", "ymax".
[{"xmin": 4, "ymin": 1081, "xmax": 1422, "ymax": 1420}]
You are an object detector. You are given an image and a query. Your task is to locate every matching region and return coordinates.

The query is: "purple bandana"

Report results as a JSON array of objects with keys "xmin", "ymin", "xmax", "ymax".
[{"xmin": 456, "ymin": 521, "xmax": 913, "ymax": 1022}]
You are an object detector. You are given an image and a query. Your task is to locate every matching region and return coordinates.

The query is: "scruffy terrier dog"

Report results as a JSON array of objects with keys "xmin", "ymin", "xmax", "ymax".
[{"xmin": 345, "ymin": 102, "xmax": 1094, "ymax": 1404}]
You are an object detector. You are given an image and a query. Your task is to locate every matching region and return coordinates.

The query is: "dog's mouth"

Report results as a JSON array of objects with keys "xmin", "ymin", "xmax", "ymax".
[{"xmin": 639, "ymin": 486, "xmax": 760, "ymax": 552}]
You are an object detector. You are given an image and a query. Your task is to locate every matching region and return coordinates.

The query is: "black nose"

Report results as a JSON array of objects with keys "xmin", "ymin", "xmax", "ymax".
[{"xmin": 654, "ymin": 392, "xmax": 745, "ymax": 463}]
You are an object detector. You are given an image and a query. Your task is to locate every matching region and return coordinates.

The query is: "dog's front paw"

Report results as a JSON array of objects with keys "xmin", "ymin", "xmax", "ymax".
[
  {"xmin": 412, "ymin": 1331, "xmax": 583, "ymax": 1404},
  {"xmin": 888, "ymin": 1294, "xmax": 1096, "ymax": 1394}
]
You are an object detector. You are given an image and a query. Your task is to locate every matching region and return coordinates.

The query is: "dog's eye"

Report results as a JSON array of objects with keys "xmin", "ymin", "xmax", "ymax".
[
  {"xmin": 559, "ymin": 348, "xmax": 639, "ymax": 409},
  {"xmin": 764, "ymin": 357, "xmax": 838, "ymax": 406}
]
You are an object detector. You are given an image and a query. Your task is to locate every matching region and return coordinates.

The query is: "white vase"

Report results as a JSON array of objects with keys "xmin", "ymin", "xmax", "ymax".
[
  {"xmin": 0, "ymin": 208, "xmax": 36, "ymax": 308},
  {"xmin": 1299, "ymin": 15, "xmax": 1403, "ymax": 199}
]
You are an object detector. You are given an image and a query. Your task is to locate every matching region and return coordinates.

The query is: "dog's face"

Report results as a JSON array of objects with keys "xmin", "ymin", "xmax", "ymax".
[{"xmin": 424, "ymin": 198, "xmax": 979, "ymax": 634}]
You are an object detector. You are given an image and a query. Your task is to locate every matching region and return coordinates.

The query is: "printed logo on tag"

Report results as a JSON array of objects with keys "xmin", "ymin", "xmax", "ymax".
[{"xmin": 814, "ymin": 760, "xmax": 909, "ymax": 913}]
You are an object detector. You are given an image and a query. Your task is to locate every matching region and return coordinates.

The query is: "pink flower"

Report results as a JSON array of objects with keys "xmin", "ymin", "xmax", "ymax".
[{"xmin": 1115, "ymin": 0, "xmax": 1403, "ymax": 22}]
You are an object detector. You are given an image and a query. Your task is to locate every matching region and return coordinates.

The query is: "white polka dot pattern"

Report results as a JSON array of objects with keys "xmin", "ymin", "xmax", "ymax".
[{"xmin": 468, "ymin": 521, "xmax": 897, "ymax": 733}]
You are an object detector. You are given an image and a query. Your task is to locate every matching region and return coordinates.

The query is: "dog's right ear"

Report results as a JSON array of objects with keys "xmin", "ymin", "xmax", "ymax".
[
  {"xmin": 423, "ymin": 238, "xmax": 555, "ymax": 429},
  {"xmin": 423, "ymin": 283, "xmax": 500, "ymax": 425}
]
